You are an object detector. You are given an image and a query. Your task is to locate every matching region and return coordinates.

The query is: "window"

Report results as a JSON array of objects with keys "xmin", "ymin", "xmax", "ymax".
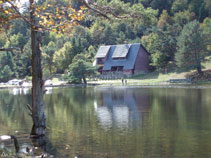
[
  {"xmin": 97, "ymin": 58, "xmax": 104, "ymax": 64},
  {"xmin": 112, "ymin": 57, "xmax": 126, "ymax": 60},
  {"xmin": 111, "ymin": 66, "xmax": 123, "ymax": 71}
]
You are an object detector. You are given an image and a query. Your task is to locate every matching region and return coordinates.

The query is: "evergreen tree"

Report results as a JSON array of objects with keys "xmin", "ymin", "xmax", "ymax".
[
  {"xmin": 201, "ymin": 18, "xmax": 211, "ymax": 54},
  {"xmin": 102, "ymin": 24, "xmax": 116, "ymax": 45},
  {"xmin": 0, "ymin": 65, "xmax": 14, "ymax": 82},
  {"xmin": 171, "ymin": 0, "xmax": 188, "ymax": 14},
  {"xmin": 175, "ymin": 20, "xmax": 207, "ymax": 74}
]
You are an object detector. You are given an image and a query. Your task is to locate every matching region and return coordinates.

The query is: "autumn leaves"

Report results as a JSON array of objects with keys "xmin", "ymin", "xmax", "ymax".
[{"xmin": 0, "ymin": 0, "xmax": 86, "ymax": 36}]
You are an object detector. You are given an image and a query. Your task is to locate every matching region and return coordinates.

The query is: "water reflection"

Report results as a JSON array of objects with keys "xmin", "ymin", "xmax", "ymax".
[
  {"xmin": 8, "ymin": 87, "xmax": 53, "ymax": 95},
  {"xmin": 94, "ymin": 87, "xmax": 150, "ymax": 130},
  {"xmin": 0, "ymin": 87, "xmax": 211, "ymax": 158},
  {"xmin": 45, "ymin": 87, "xmax": 53, "ymax": 95},
  {"xmin": 9, "ymin": 88, "xmax": 30, "ymax": 95},
  {"xmin": 30, "ymin": 136, "xmax": 57, "ymax": 157}
]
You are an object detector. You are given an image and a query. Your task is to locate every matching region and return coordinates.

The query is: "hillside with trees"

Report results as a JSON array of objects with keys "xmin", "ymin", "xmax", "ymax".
[{"xmin": 0, "ymin": 0, "xmax": 210, "ymax": 83}]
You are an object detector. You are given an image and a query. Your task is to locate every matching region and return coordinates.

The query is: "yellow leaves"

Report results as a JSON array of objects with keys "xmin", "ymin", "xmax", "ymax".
[
  {"xmin": 80, "ymin": 5, "xmax": 85, "ymax": 10},
  {"xmin": 0, "ymin": 1, "xmax": 20, "ymax": 26},
  {"xmin": 33, "ymin": 2, "xmax": 85, "ymax": 36},
  {"xmin": 56, "ymin": 7, "xmax": 59, "ymax": 13},
  {"xmin": 57, "ymin": 15, "xmax": 62, "ymax": 19},
  {"xmin": 52, "ymin": 28, "xmax": 57, "ymax": 32},
  {"xmin": 48, "ymin": 20, "xmax": 54, "ymax": 25},
  {"xmin": 4, "ymin": 10, "xmax": 9, "ymax": 14}
]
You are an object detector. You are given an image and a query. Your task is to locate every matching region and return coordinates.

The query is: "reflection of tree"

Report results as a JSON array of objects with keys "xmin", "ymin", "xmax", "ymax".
[
  {"xmin": 31, "ymin": 136, "xmax": 57, "ymax": 157},
  {"xmin": 0, "ymin": 90, "xmax": 31, "ymax": 133},
  {"xmin": 0, "ymin": 90, "xmax": 57, "ymax": 157},
  {"xmin": 1, "ymin": 87, "xmax": 211, "ymax": 158},
  {"xmin": 145, "ymin": 88, "xmax": 211, "ymax": 158}
]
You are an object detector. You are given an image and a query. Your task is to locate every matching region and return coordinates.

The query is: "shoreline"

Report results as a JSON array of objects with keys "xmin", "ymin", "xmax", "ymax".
[
  {"xmin": 0, "ymin": 83, "xmax": 100, "ymax": 90},
  {"xmin": 1, "ymin": 81, "xmax": 211, "ymax": 90}
]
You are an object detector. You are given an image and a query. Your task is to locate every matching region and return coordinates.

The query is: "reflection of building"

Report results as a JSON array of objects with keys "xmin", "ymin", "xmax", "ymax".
[
  {"xmin": 45, "ymin": 87, "xmax": 52, "ymax": 95},
  {"xmin": 9, "ymin": 88, "xmax": 30, "ymax": 95},
  {"xmin": 94, "ymin": 88, "xmax": 150, "ymax": 130},
  {"xmin": 9, "ymin": 87, "xmax": 53, "ymax": 95}
]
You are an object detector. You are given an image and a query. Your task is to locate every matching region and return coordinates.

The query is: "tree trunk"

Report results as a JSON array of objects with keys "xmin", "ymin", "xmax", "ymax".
[
  {"xmin": 197, "ymin": 66, "xmax": 203, "ymax": 75},
  {"xmin": 83, "ymin": 76, "xmax": 87, "ymax": 84},
  {"xmin": 195, "ymin": 51, "xmax": 203, "ymax": 75},
  {"xmin": 30, "ymin": 0, "xmax": 46, "ymax": 137}
]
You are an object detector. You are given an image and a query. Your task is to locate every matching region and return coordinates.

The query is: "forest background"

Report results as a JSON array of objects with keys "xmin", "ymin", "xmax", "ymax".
[{"xmin": 0, "ymin": 0, "xmax": 210, "ymax": 83}]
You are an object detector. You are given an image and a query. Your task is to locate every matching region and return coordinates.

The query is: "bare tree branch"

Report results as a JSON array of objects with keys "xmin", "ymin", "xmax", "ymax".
[
  {"xmin": 6, "ymin": 1, "xmax": 33, "ymax": 26},
  {"xmin": 0, "ymin": 47, "xmax": 20, "ymax": 52},
  {"xmin": 80, "ymin": 0, "xmax": 110, "ymax": 19},
  {"xmin": 80, "ymin": 0, "xmax": 142, "ymax": 19}
]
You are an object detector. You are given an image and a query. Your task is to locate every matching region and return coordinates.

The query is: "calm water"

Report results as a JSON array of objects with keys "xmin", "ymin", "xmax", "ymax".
[{"xmin": 0, "ymin": 86, "xmax": 211, "ymax": 158}]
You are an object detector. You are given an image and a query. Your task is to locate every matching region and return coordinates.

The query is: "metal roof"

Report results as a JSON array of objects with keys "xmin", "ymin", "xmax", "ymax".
[
  {"xmin": 95, "ymin": 46, "xmax": 111, "ymax": 58},
  {"xmin": 112, "ymin": 44, "xmax": 131, "ymax": 58},
  {"xmin": 102, "ymin": 43, "xmax": 141, "ymax": 71}
]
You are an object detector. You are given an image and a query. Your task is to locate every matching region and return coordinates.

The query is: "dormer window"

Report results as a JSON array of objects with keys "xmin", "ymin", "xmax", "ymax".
[
  {"xmin": 95, "ymin": 46, "xmax": 111, "ymax": 58},
  {"xmin": 112, "ymin": 44, "xmax": 131, "ymax": 59}
]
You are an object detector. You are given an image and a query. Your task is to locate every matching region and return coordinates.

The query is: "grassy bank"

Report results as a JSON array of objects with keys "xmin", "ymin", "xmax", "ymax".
[
  {"xmin": 1, "ymin": 59, "xmax": 211, "ymax": 88},
  {"xmin": 88, "ymin": 59, "xmax": 211, "ymax": 86},
  {"xmin": 88, "ymin": 71, "xmax": 188, "ymax": 86}
]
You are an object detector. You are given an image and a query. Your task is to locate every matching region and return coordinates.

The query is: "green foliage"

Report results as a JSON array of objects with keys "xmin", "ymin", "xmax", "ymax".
[
  {"xmin": 171, "ymin": 0, "xmax": 188, "ymax": 14},
  {"xmin": 42, "ymin": 41, "xmax": 57, "ymax": 74},
  {"xmin": 149, "ymin": 0, "xmax": 174, "ymax": 14},
  {"xmin": 188, "ymin": 0, "xmax": 209, "ymax": 22},
  {"xmin": 141, "ymin": 33, "xmax": 166, "ymax": 68},
  {"xmin": 204, "ymin": 0, "xmax": 211, "ymax": 17},
  {"xmin": 175, "ymin": 20, "xmax": 207, "ymax": 73},
  {"xmin": 7, "ymin": 19, "xmax": 29, "ymax": 37},
  {"xmin": 53, "ymin": 42, "xmax": 75, "ymax": 73},
  {"xmin": 42, "ymin": 32, "xmax": 68, "ymax": 48},
  {"xmin": 68, "ymin": 55, "xmax": 99, "ymax": 84},
  {"xmin": 201, "ymin": 18, "xmax": 211, "ymax": 53},
  {"xmin": 141, "ymin": 26, "xmax": 177, "ymax": 69},
  {"xmin": 172, "ymin": 10, "xmax": 196, "ymax": 27},
  {"xmin": 0, "ymin": 0, "xmax": 210, "ymax": 78},
  {"xmin": 0, "ymin": 32, "xmax": 7, "ymax": 47},
  {"xmin": 0, "ymin": 65, "xmax": 14, "ymax": 82},
  {"xmin": 4, "ymin": 33, "xmax": 27, "ymax": 52},
  {"xmin": 157, "ymin": 10, "xmax": 172, "ymax": 30}
]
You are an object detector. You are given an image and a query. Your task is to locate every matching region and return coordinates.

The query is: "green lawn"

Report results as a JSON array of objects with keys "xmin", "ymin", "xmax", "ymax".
[
  {"xmin": 88, "ymin": 72, "xmax": 187, "ymax": 85},
  {"xmin": 88, "ymin": 58, "xmax": 211, "ymax": 86}
]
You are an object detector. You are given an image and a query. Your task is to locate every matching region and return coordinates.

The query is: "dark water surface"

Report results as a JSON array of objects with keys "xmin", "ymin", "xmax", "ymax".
[{"xmin": 0, "ymin": 86, "xmax": 211, "ymax": 158}]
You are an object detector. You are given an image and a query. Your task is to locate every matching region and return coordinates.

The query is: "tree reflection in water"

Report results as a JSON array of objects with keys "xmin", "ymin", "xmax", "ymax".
[{"xmin": 1, "ymin": 87, "xmax": 211, "ymax": 158}]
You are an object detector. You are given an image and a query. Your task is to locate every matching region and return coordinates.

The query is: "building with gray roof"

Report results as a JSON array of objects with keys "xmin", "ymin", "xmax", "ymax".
[{"xmin": 93, "ymin": 43, "xmax": 150, "ymax": 76}]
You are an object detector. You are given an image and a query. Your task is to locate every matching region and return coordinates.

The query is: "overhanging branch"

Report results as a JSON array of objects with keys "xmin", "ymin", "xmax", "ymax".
[
  {"xmin": 0, "ymin": 47, "xmax": 20, "ymax": 51},
  {"xmin": 81, "ymin": 0, "xmax": 110, "ymax": 19},
  {"xmin": 80, "ymin": 0, "xmax": 142, "ymax": 19}
]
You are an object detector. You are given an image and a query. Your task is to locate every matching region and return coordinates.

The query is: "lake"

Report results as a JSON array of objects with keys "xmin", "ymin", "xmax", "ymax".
[{"xmin": 0, "ymin": 86, "xmax": 211, "ymax": 158}]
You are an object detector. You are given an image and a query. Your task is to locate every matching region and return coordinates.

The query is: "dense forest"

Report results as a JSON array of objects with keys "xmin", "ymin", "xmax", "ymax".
[{"xmin": 0, "ymin": 0, "xmax": 210, "ymax": 82}]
